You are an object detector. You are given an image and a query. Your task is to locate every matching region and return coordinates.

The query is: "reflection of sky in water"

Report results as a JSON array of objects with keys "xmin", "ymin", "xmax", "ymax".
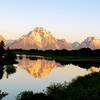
[{"xmin": 1, "ymin": 56, "xmax": 90, "ymax": 100}]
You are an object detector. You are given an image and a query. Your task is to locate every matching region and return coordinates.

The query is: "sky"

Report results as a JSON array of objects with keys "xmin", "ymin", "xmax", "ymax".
[{"xmin": 0, "ymin": 0, "xmax": 100, "ymax": 42}]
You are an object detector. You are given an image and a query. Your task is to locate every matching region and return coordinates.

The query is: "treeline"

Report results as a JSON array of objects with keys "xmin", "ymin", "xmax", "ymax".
[
  {"xmin": 0, "ymin": 41, "xmax": 17, "ymax": 64},
  {"xmin": 10, "ymin": 48, "xmax": 100, "ymax": 56}
]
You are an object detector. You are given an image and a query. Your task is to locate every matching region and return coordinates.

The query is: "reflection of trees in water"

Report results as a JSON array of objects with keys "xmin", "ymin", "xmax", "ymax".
[
  {"xmin": 25, "ymin": 55, "xmax": 100, "ymax": 69},
  {"xmin": 0, "ymin": 90, "xmax": 8, "ymax": 100},
  {"xmin": 0, "ymin": 63, "xmax": 16, "ymax": 79},
  {"xmin": 54, "ymin": 60, "xmax": 100, "ymax": 69},
  {"xmin": 52, "ymin": 60, "xmax": 100, "ymax": 73},
  {"xmin": 29, "ymin": 56, "xmax": 100, "ymax": 69},
  {"xmin": 5, "ymin": 65, "xmax": 16, "ymax": 78},
  {"xmin": 0, "ymin": 64, "xmax": 4, "ymax": 79}
]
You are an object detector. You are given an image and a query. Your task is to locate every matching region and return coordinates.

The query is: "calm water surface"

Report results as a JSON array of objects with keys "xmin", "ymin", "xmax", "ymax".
[{"xmin": 0, "ymin": 56, "xmax": 93, "ymax": 100}]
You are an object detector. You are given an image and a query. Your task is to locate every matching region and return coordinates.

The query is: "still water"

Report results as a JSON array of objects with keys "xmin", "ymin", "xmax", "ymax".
[{"xmin": 0, "ymin": 56, "xmax": 94, "ymax": 100}]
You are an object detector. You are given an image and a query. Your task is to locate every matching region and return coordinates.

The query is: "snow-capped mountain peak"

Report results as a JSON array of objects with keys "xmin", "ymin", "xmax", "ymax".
[
  {"xmin": 79, "ymin": 36, "xmax": 100, "ymax": 49},
  {"xmin": 9, "ymin": 27, "xmax": 72, "ymax": 50}
]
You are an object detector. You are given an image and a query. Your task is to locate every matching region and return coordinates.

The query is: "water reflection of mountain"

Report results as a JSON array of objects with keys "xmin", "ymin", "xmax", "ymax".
[
  {"xmin": 88, "ymin": 66, "xmax": 100, "ymax": 73},
  {"xmin": 17, "ymin": 56, "xmax": 100, "ymax": 78},
  {"xmin": 17, "ymin": 57, "xmax": 61, "ymax": 78}
]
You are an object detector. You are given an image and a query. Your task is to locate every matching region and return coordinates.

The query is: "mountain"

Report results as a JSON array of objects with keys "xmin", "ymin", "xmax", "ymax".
[
  {"xmin": 5, "ymin": 27, "xmax": 100, "ymax": 50},
  {"xmin": 0, "ymin": 35, "xmax": 6, "ymax": 42},
  {"xmin": 57, "ymin": 39, "xmax": 72, "ymax": 50},
  {"xmin": 71, "ymin": 42, "xmax": 80, "ymax": 50},
  {"xmin": 79, "ymin": 37, "xmax": 100, "ymax": 49},
  {"xmin": 9, "ymin": 27, "xmax": 72, "ymax": 50},
  {"xmin": 5, "ymin": 40, "xmax": 15, "ymax": 48}
]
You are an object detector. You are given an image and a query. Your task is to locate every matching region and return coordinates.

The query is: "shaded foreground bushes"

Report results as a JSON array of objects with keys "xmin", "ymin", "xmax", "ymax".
[
  {"xmin": 16, "ymin": 92, "xmax": 54, "ymax": 100},
  {"xmin": 16, "ymin": 72, "xmax": 100, "ymax": 100}
]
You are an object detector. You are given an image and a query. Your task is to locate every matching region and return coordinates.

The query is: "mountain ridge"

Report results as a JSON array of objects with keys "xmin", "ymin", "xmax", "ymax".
[
  {"xmin": 1, "ymin": 28, "xmax": 100, "ymax": 50},
  {"xmin": 79, "ymin": 36, "xmax": 100, "ymax": 50},
  {"xmin": 8, "ymin": 27, "xmax": 72, "ymax": 50},
  {"xmin": 0, "ymin": 35, "xmax": 6, "ymax": 42}
]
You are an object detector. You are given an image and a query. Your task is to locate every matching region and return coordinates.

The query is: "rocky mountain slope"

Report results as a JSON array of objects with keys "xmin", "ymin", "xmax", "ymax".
[
  {"xmin": 79, "ymin": 37, "xmax": 100, "ymax": 49},
  {"xmin": 9, "ymin": 27, "xmax": 72, "ymax": 50}
]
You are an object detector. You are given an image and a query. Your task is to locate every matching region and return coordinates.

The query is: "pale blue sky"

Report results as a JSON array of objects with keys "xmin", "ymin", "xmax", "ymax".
[{"xmin": 0, "ymin": 0, "xmax": 100, "ymax": 42}]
